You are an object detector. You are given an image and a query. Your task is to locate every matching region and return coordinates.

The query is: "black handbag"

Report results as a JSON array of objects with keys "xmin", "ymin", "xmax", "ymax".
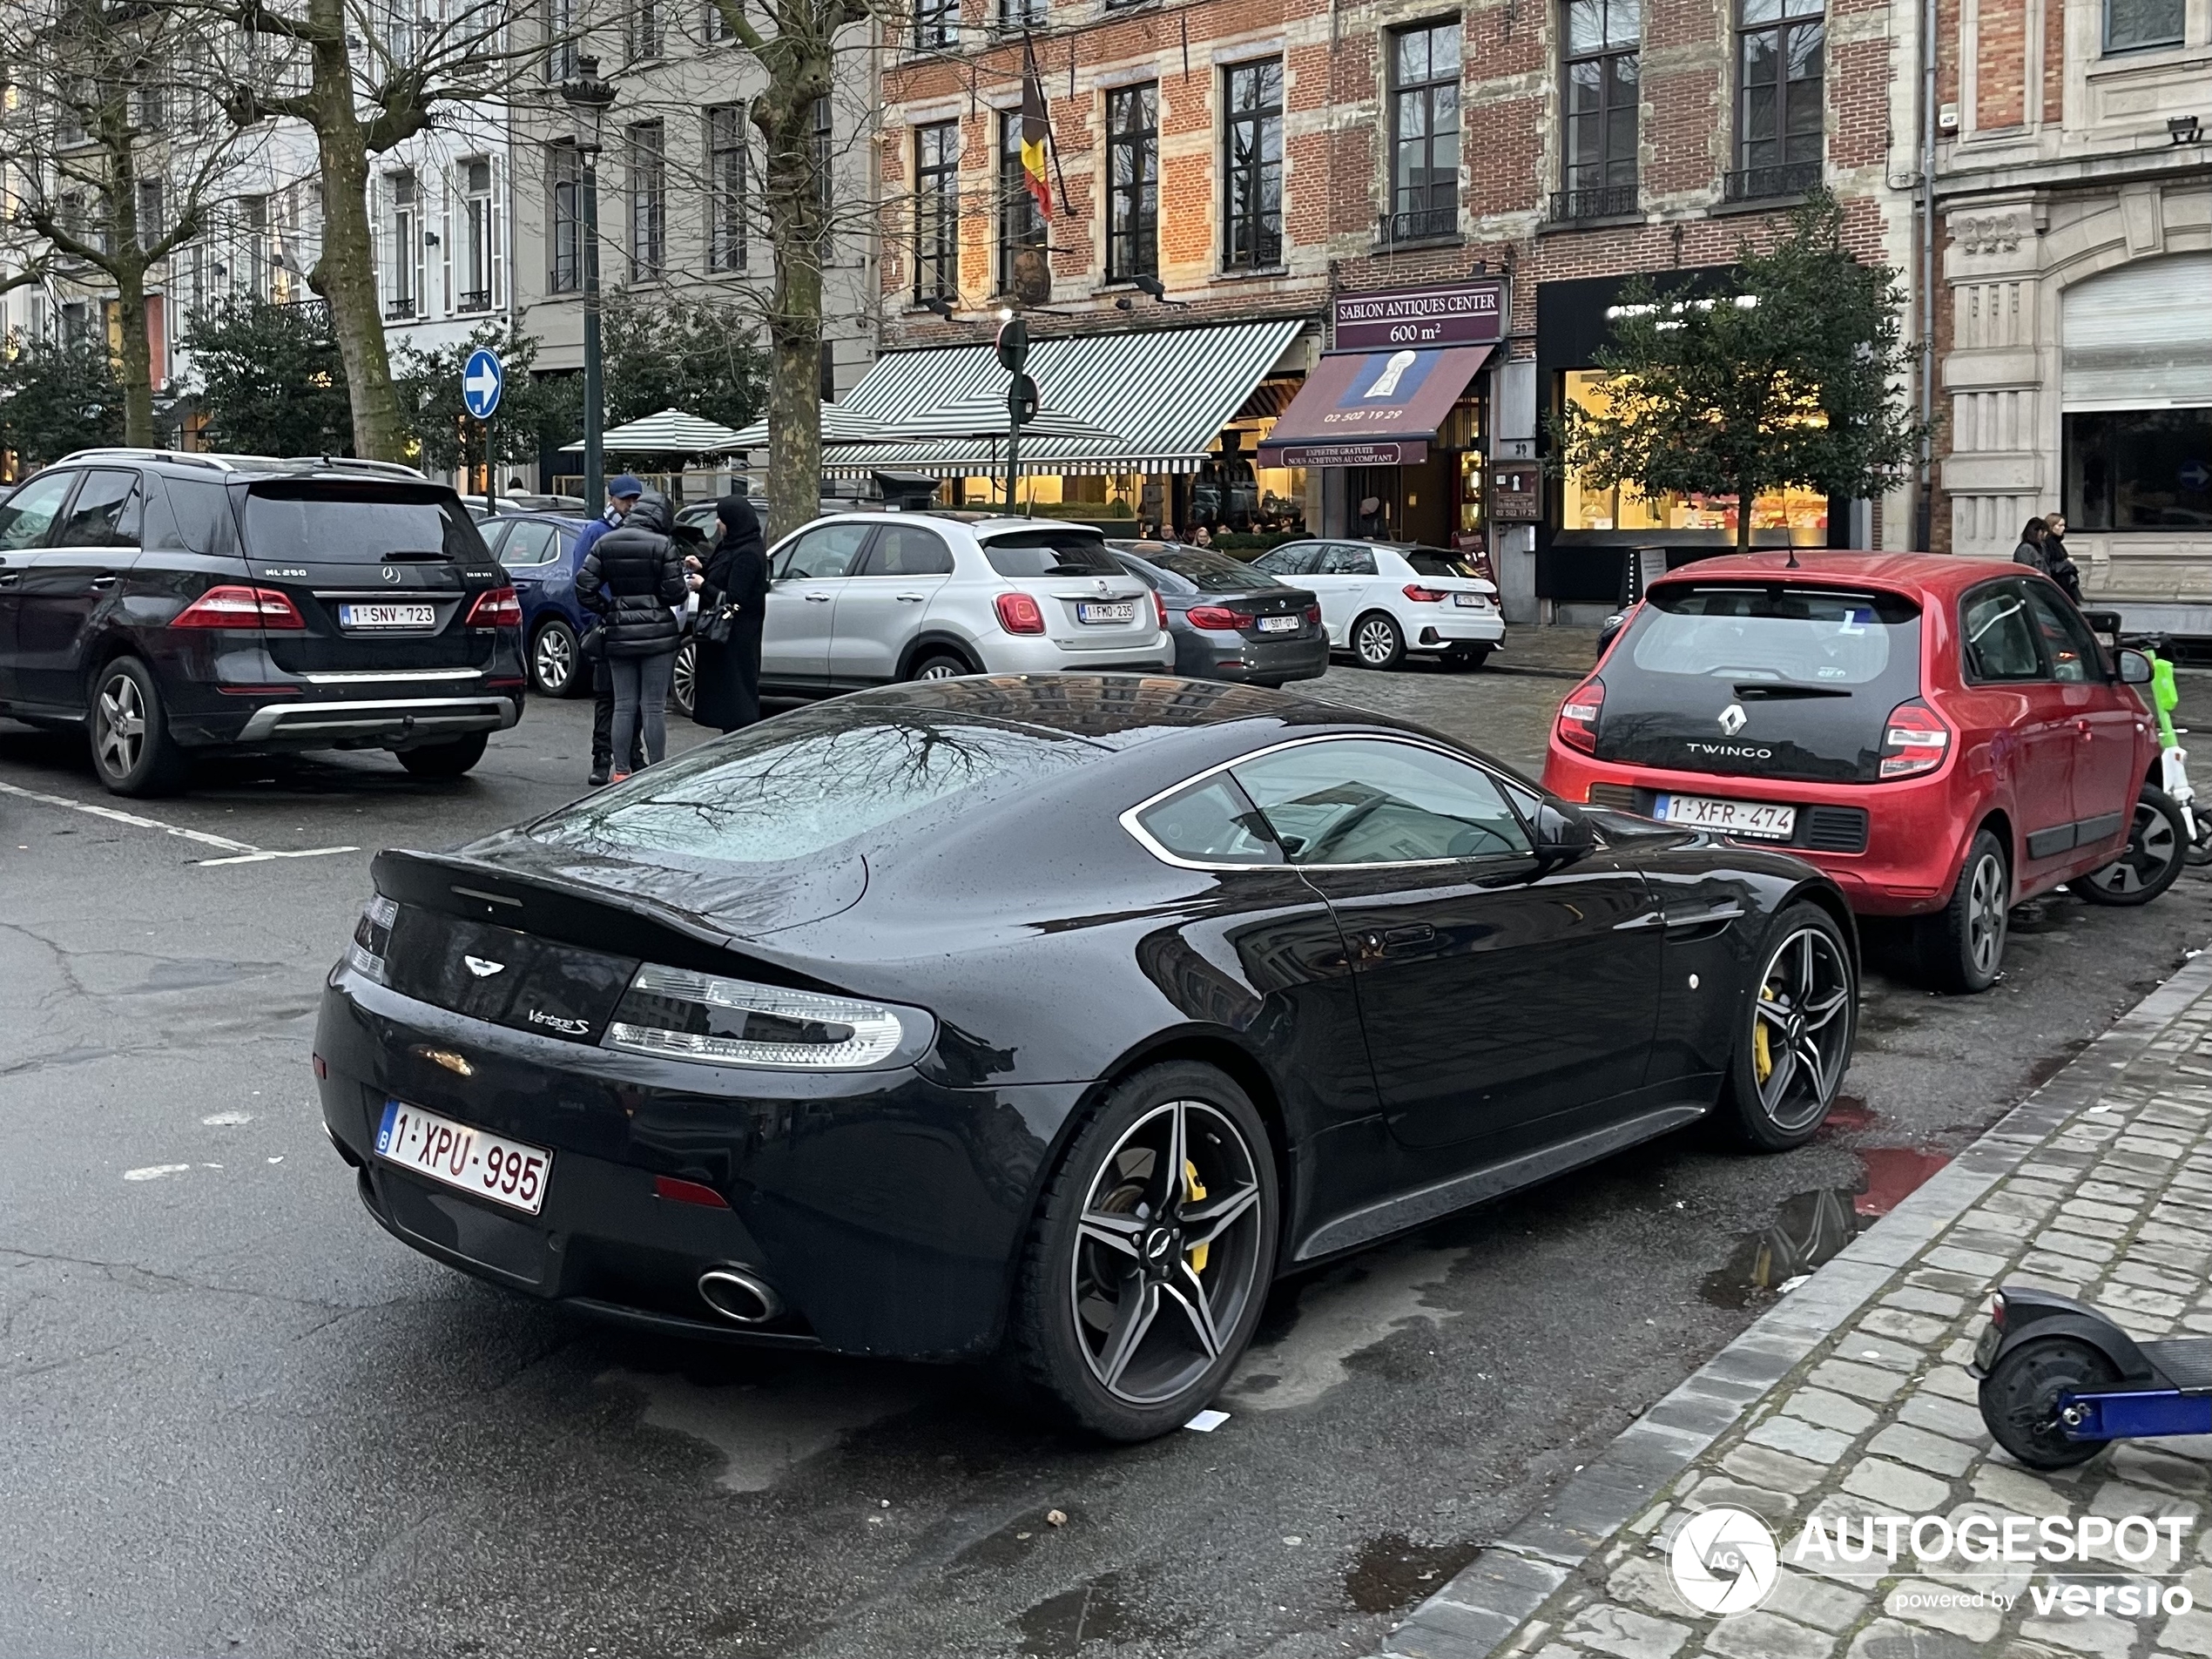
[{"xmin": 697, "ymin": 602, "xmax": 739, "ymax": 647}]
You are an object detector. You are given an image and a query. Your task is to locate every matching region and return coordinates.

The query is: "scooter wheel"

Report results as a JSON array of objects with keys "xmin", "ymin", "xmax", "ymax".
[
  {"xmin": 1979, "ymin": 1336, "xmax": 2119, "ymax": 1469},
  {"xmin": 2184, "ymin": 820, "xmax": 2212, "ymax": 867}
]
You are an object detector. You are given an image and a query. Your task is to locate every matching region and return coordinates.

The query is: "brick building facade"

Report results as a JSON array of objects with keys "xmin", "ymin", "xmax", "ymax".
[{"xmin": 872, "ymin": 0, "xmax": 1924, "ymax": 618}]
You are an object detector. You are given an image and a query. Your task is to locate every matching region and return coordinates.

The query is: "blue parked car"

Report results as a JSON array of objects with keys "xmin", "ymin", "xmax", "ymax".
[{"xmin": 482, "ymin": 513, "xmax": 593, "ymax": 698}]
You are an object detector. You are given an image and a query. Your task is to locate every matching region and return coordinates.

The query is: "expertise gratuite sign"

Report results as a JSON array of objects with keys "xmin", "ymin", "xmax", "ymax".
[{"xmin": 1332, "ymin": 279, "xmax": 1507, "ymax": 352}]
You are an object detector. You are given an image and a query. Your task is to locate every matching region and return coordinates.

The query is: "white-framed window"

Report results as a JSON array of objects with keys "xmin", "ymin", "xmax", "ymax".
[
  {"xmin": 459, "ymin": 158, "xmax": 497, "ymax": 310},
  {"xmin": 386, "ymin": 172, "xmax": 420, "ymax": 318}
]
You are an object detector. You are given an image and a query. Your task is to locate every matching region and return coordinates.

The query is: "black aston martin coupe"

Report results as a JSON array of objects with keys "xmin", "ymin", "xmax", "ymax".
[{"xmin": 317, "ymin": 675, "xmax": 1857, "ymax": 1440}]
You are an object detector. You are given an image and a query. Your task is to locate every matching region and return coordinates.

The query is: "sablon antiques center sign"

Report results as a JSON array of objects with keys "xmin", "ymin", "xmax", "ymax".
[{"xmin": 1331, "ymin": 279, "xmax": 1505, "ymax": 351}]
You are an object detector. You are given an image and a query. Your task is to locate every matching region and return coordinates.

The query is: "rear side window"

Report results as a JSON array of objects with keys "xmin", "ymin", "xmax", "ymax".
[
  {"xmin": 981, "ymin": 530, "xmax": 1121, "ymax": 577},
  {"xmin": 242, "ymin": 483, "xmax": 487, "ymax": 562},
  {"xmin": 500, "ymin": 522, "xmax": 561, "ymax": 565},
  {"xmin": 529, "ymin": 711, "xmax": 1094, "ymax": 866},
  {"xmin": 1253, "ymin": 544, "xmax": 1316, "ymax": 576},
  {"xmin": 1321, "ymin": 545, "xmax": 1379, "ymax": 576},
  {"xmin": 1631, "ymin": 586, "xmax": 1916, "ymax": 686},
  {"xmin": 864, "ymin": 524, "xmax": 954, "ymax": 577},
  {"xmin": 1961, "ymin": 584, "xmax": 2042, "ymax": 682},
  {"xmin": 1133, "ymin": 776, "xmax": 1284, "ymax": 865},
  {"xmin": 2020, "ymin": 583, "xmax": 2101, "ymax": 683},
  {"xmin": 158, "ymin": 476, "xmax": 240, "ymax": 555}
]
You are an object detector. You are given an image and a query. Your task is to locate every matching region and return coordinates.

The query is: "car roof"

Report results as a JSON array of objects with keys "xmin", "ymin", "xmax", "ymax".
[
  {"xmin": 485, "ymin": 511, "xmax": 590, "ymax": 527},
  {"xmin": 52, "ymin": 448, "xmax": 434, "ymax": 486},
  {"xmin": 1648, "ymin": 550, "xmax": 2013, "ymax": 597}
]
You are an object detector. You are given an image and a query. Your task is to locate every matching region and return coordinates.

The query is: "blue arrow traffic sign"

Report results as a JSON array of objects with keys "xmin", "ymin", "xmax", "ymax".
[
  {"xmin": 2181, "ymin": 460, "xmax": 2211, "ymax": 493},
  {"xmin": 462, "ymin": 348, "xmax": 502, "ymax": 420}
]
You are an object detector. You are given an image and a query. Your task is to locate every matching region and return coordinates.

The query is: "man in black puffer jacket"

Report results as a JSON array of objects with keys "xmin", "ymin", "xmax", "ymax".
[{"xmin": 577, "ymin": 491, "xmax": 687, "ymax": 779}]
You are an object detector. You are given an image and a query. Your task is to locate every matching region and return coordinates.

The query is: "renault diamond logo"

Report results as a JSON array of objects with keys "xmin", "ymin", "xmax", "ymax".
[
  {"xmin": 463, "ymin": 955, "xmax": 505, "ymax": 978},
  {"xmin": 381, "ymin": 565, "xmax": 402, "ymax": 583},
  {"xmin": 1718, "ymin": 702, "xmax": 1749, "ymax": 737}
]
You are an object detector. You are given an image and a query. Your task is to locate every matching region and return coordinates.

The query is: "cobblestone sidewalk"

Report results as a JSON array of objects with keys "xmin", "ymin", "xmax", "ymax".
[{"xmin": 1381, "ymin": 952, "xmax": 2212, "ymax": 1659}]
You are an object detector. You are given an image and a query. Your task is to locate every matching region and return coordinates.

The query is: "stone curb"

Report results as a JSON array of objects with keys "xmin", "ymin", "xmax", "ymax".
[{"xmin": 1372, "ymin": 947, "xmax": 2212, "ymax": 1659}]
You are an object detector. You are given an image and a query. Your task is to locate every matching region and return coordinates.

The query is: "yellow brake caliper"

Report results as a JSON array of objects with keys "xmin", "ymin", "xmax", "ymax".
[
  {"xmin": 1184, "ymin": 1161, "xmax": 1210, "ymax": 1274},
  {"xmin": 1755, "ymin": 984, "xmax": 1777, "ymax": 1082}
]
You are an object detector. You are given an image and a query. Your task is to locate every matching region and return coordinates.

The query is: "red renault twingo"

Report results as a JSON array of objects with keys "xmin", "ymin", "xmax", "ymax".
[{"xmin": 1542, "ymin": 553, "xmax": 2182, "ymax": 991}]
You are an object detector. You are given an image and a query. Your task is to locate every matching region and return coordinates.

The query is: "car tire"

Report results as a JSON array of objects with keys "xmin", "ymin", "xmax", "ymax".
[
  {"xmin": 671, "ymin": 638, "xmax": 697, "ymax": 719},
  {"xmin": 1012, "ymin": 1061, "xmax": 1279, "ymax": 1442},
  {"xmin": 397, "ymin": 732, "xmax": 489, "ymax": 779},
  {"xmin": 2072, "ymin": 786, "xmax": 2187, "ymax": 907},
  {"xmin": 1352, "ymin": 611, "xmax": 1405, "ymax": 671},
  {"xmin": 1720, "ymin": 901, "xmax": 1857, "ymax": 1151},
  {"xmin": 88, "ymin": 657, "xmax": 188, "ymax": 798},
  {"xmin": 909, "ymin": 651, "xmax": 973, "ymax": 682},
  {"xmin": 1443, "ymin": 645, "xmax": 1493, "ymax": 671},
  {"xmin": 1917, "ymin": 828, "xmax": 2009, "ymax": 993},
  {"xmin": 530, "ymin": 618, "xmax": 586, "ymax": 698}
]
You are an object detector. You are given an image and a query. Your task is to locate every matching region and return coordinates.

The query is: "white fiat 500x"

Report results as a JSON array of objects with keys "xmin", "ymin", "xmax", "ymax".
[{"xmin": 1249, "ymin": 539, "xmax": 1505, "ymax": 670}]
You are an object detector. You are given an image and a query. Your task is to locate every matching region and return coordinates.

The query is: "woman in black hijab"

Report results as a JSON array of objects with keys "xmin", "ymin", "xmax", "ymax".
[{"xmin": 687, "ymin": 493, "xmax": 768, "ymax": 732}]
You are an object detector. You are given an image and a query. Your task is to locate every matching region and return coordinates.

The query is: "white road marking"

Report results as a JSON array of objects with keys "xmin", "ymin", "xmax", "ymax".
[
  {"xmin": 0, "ymin": 779, "xmax": 256, "ymax": 852},
  {"xmin": 123, "ymin": 1163, "xmax": 192, "ymax": 1182},
  {"xmin": 195, "ymin": 846, "xmax": 360, "ymax": 867},
  {"xmin": 201, "ymin": 1111, "xmax": 253, "ymax": 1126}
]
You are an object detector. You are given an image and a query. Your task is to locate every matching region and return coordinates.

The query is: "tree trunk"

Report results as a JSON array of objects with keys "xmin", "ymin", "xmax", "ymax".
[
  {"xmin": 304, "ymin": 3, "xmax": 406, "ymax": 461},
  {"xmin": 112, "ymin": 268, "xmax": 155, "ymax": 445},
  {"xmin": 1737, "ymin": 488, "xmax": 1756, "ymax": 551},
  {"xmin": 756, "ymin": 81, "xmax": 825, "ymax": 544}
]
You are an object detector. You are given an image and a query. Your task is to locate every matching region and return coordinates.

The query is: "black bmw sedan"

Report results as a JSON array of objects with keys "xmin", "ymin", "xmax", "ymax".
[{"xmin": 317, "ymin": 676, "xmax": 1858, "ymax": 1440}]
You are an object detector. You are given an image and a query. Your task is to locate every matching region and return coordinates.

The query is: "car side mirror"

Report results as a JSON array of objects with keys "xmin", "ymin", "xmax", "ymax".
[
  {"xmin": 2117, "ymin": 648, "xmax": 2154, "ymax": 685},
  {"xmin": 1531, "ymin": 800, "xmax": 1595, "ymax": 864}
]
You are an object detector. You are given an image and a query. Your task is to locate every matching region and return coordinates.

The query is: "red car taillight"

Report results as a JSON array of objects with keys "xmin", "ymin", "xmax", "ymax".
[
  {"xmin": 172, "ymin": 584, "xmax": 306, "ymax": 630},
  {"xmin": 1186, "ymin": 604, "xmax": 1258, "ymax": 631},
  {"xmin": 1880, "ymin": 698, "xmax": 1952, "ymax": 779},
  {"xmin": 995, "ymin": 591, "xmax": 1046, "ymax": 635},
  {"xmin": 1556, "ymin": 677, "xmax": 1605, "ymax": 755},
  {"xmin": 1152, "ymin": 590, "xmax": 1169, "ymax": 631},
  {"xmin": 1305, "ymin": 604, "xmax": 1321, "ymax": 625},
  {"xmin": 1403, "ymin": 584, "xmax": 1447, "ymax": 603},
  {"xmin": 465, "ymin": 586, "xmax": 523, "ymax": 628}
]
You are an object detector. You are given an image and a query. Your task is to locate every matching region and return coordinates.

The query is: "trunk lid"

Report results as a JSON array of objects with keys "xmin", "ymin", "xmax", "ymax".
[
  {"xmin": 1593, "ymin": 581, "xmax": 1925, "ymax": 785},
  {"xmin": 239, "ymin": 480, "xmax": 506, "ymax": 677},
  {"xmin": 982, "ymin": 526, "xmax": 1159, "ymax": 651}
]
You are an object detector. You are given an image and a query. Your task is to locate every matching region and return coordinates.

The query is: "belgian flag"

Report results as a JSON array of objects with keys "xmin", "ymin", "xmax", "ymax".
[{"xmin": 1020, "ymin": 37, "xmax": 1053, "ymax": 220}]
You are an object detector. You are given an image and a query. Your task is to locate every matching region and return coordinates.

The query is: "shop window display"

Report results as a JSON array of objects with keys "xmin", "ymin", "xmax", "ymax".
[{"xmin": 1557, "ymin": 369, "xmax": 1828, "ymax": 536}]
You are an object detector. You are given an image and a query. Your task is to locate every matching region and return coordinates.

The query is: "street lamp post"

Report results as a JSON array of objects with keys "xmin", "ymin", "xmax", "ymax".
[{"xmin": 561, "ymin": 56, "xmax": 617, "ymax": 509}]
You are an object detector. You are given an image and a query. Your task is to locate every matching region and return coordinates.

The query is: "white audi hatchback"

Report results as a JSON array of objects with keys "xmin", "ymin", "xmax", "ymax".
[
  {"xmin": 1248, "ymin": 539, "xmax": 1505, "ymax": 670},
  {"xmin": 748, "ymin": 513, "xmax": 1175, "ymax": 692}
]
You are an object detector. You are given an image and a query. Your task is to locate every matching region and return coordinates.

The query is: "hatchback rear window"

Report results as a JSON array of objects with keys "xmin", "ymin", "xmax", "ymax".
[
  {"xmin": 1144, "ymin": 550, "xmax": 1282, "ymax": 593},
  {"xmin": 242, "ymin": 482, "xmax": 488, "ymax": 563},
  {"xmin": 1406, "ymin": 548, "xmax": 1482, "ymax": 579},
  {"xmin": 1631, "ymin": 586, "xmax": 1919, "ymax": 686},
  {"xmin": 529, "ymin": 711, "xmax": 1094, "ymax": 866},
  {"xmin": 981, "ymin": 530, "xmax": 1122, "ymax": 578}
]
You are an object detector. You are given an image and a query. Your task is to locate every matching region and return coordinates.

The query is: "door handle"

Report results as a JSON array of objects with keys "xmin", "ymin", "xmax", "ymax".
[
  {"xmin": 1380, "ymin": 923, "xmax": 1436, "ymax": 948},
  {"xmin": 0, "ymin": 572, "xmax": 19, "ymax": 589},
  {"xmin": 895, "ymin": 593, "xmax": 926, "ymax": 603},
  {"xmin": 804, "ymin": 592, "xmax": 832, "ymax": 603},
  {"xmin": 90, "ymin": 575, "xmax": 118, "ymax": 590}
]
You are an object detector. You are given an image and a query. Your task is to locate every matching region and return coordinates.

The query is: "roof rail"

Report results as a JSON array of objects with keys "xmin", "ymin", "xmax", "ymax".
[
  {"xmin": 284, "ymin": 455, "xmax": 428, "ymax": 479},
  {"xmin": 56, "ymin": 447, "xmax": 233, "ymax": 471}
]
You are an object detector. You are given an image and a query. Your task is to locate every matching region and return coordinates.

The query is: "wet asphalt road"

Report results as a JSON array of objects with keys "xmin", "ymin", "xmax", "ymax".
[{"xmin": 4, "ymin": 638, "xmax": 2211, "ymax": 1659}]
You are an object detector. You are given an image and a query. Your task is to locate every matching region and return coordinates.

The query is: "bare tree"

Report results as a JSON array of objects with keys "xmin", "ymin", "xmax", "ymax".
[
  {"xmin": 1, "ymin": 0, "xmax": 252, "ymax": 443},
  {"xmin": 204, "ymin": 0, "xmax": 545, "ymax": 462}
]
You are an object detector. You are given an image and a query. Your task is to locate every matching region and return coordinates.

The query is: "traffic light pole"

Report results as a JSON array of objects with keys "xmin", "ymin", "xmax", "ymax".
[{"xmin": 998, "ymin": 315, "xmax": 1029, "ymax": 515}]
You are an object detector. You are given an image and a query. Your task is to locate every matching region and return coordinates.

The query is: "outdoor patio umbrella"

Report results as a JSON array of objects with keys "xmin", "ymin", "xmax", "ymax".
[
  {"xmin": 721, "ymin": 405, "xmax": 907, "ymax": 448},
  {"xmin": 558, "ymin": 408, "xmax": 748, "ymax": 455}
]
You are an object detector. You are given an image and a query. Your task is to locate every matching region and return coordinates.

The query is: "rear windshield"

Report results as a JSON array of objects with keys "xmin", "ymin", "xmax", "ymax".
[
  {"xmin": 242, "ymin": 482, "xmax": 489, "ymax": 563},
  {"xmin": 1145, "ymin": 549, "xmax": 1284, "ymax": 594},
  {"xmin": 1631, "ymin": 586, "xmax": 1919, "ymax": 687},
  {"xmin": 981, "ymin": 529, "xmax": 1122, "ymax": 578},
  {"xmin": 528, "ymin": 711, "xmax": 1094, "ymax": 866},
  {"xmin": 1406, "ymin": 548, "xmax": 1483, "ymax": 579}
]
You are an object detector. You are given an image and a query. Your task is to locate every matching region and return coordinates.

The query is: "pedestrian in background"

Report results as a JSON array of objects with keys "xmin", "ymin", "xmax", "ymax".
[
  {"xmin": 688, "ymin": 493, "xmax": 768, "ymax": 733},
  {"xmin": 1191, "ymin": 524, "xmax": 1213, "ymax": 548},
  {"xmin": 2013, "ymin": 516, "xmax": 2051, "ymax": 574},
  {"xmin": 577, "ymin": 475, "xmax": 646, "ymax": 786},
  {"xmin": 2044, "ymin": 511, "xmax": 2084, "ymax": 603},
  {"xmin": 577, "ymin": 490, "xmax": 686, "ymax": 782}
]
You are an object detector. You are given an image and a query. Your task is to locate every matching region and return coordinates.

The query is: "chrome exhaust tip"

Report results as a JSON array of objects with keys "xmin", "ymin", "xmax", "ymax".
[{"xmin": 698, "ymin": 1265, "xmax": 785, "ymax": 1325}]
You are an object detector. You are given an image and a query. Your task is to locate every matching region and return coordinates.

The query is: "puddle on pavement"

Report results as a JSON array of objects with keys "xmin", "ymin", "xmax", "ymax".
[
  {"xmin": 1345, "ymin": 1534, "xmax": 1485, "ymax": 1614},
  {"xmin": 1857, "ymin": 1147, "xmax": 1953, "ymax": 1217},
  {"xmin": 1821, "ymin": 1093, "xmax": 1877, "ymax": 1135},
  {"xmin": 1702, "ymin": 1189, "xmax": 1862, "ymax": 1308},
  {"xmin": 1015, "ymin": 1571, "xmax": 1182, "ymax": 1656}
]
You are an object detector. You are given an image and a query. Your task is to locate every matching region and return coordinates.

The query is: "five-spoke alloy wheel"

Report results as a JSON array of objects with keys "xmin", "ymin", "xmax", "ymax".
[
  {"xmin": 1723, "ymin": 902, "xmax": 1857, "ymax": 1150},
  {"xmin": 88, "ymin": 657, "xmax": 186, "ymax": 797},
  {"xmin": 1015, "ymin": 1062, "xmax": 1278, "ymax": 1440}
]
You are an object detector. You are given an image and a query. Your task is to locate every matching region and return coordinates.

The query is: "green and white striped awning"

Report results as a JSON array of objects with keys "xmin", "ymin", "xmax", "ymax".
[{"xmin": 807, "ymin": 317, "xmax": 1310, "ymax": 478}]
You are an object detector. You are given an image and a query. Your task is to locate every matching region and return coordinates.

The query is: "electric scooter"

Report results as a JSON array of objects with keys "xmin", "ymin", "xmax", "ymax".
[
  {"xmin": 1973, "ymin": 1286, "xmax": 2212, "ymax": 1469},
  {"xmin": 2083, "ymin": 613, "xmax": 2212, "ymax": 867}
]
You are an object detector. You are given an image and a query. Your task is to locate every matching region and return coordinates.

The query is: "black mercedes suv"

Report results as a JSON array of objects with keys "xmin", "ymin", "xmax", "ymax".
[{"xmin": 0, "ymin": 449, "xmax": 526, "ymax": 795}]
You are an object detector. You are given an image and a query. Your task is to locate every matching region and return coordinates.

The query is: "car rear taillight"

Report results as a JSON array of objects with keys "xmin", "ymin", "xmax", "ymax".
[
  {"xmin": 605, "ymin": 963, "xmax": 934, "ymax": 1070},
  {"xmin": 1305, "ymin": 604, "xmax": 1321, "ymax": 625},
  {"xmin": 1990, "ymin": 1291, "xmax": 2007, "ymax": 1329},
  {"xmin": 172, "ymin": 585, "xmax": 306, "ymax": 630},
  {"xmin": 1186, "ymin": 604, "xmax": 1258, "ymax": 631},
  {"xmin": 1152, "ymin": 590, "xmax": 1169, "ymax": 631},
  {"xmin": 1403, "ymin": 584, "xmax": 1447, "ymax": 603},
  {"xmin": 465, "ymin": 586, "xmax": 523, "ymax": 628},
  {"xmin": 1556, "ymin": 677, "xmax": 1605, "ymax": 755},
  {"xmin": 1880, "ymin": 699, "xmax": 1952, "ymax": 779},
  {"xmin": 995, "ymin": 591, "xmax": 1047, "ymax": 635},
  {"xmin": 347, "ymin": 894, "xmax": 398, "ymax": 984}
]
